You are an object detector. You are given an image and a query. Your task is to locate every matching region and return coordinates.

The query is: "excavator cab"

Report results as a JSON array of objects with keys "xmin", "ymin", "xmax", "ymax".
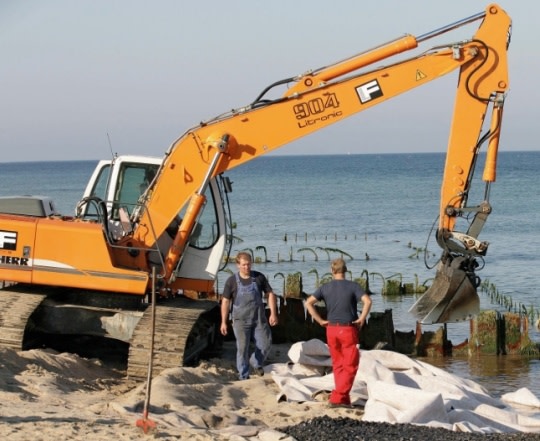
[
  {"xmin": 78, "ymin": 155, "xmax": 234, "ymax": 286},
  {"xmin": 78, "ymin": 156, "xmax": 161, "ymax": 220}
]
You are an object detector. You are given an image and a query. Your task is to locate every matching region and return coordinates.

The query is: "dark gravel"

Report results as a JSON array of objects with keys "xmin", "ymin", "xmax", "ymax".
[{"xmin": 279, "ymin": 416, "xmax": 540, "ymax": 441}]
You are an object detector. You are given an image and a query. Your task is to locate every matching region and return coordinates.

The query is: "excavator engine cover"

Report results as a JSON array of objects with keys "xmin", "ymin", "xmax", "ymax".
[{"xmin": 409, "ymin": 256, "xmax": 480, "ymax": 324}]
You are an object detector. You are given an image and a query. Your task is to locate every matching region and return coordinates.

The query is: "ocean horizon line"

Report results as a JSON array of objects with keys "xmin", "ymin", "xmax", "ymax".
[{"xmin": 1, "ymin": 149, "xmax": 538, "ymax": 165}]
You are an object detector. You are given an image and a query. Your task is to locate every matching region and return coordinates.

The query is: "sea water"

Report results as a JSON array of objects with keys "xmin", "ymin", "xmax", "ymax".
[{"xmin": 1, "ymin": 151, "xmax": 539, "ymax": 400}]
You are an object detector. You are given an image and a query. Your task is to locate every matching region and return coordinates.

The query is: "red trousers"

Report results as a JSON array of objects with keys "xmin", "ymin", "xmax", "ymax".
[{"xmin": 326, "ymin": 325, "xmax": 359, "ymax": 405}]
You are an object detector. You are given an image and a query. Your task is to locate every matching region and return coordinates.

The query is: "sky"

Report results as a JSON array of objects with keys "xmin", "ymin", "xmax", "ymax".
[{"xmin": 0, "ymin": 1, "xmax": 538, "ymax": 162}]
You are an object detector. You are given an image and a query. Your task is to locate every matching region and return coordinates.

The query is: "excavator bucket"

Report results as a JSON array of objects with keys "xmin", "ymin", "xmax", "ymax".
[{"xmin": 409, "ymin": 256, "xmax": 480, "ymax": 324}]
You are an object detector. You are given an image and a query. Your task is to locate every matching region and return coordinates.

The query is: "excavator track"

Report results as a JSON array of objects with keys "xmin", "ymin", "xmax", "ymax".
[
  {"xmin": 127, "ymin": 296, "xmax": 219, "ymax": 379},
  {"xmin": 0, "ymin": 290, "xmax": 47, "ymax": 350}
]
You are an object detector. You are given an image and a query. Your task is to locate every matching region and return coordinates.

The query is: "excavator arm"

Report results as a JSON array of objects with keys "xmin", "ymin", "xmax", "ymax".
[
  {"xmin": 117, "ymin": 5, "xmax": 510, "ymax": 323},
  {"xmin": 408, "ymin": 15, "xmax": 509, "ymax": 324}
]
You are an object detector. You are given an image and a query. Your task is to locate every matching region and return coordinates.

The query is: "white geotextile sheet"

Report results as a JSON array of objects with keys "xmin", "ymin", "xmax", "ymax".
[{"xmin": 268, "ymin": 339, "xmax": 540, "ymax": 434}]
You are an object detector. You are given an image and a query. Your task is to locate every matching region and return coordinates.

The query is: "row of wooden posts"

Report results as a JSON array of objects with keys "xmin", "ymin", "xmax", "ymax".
[{"xmin": 270, "ymin": 297, "xmax": 539, "ymax": 358}]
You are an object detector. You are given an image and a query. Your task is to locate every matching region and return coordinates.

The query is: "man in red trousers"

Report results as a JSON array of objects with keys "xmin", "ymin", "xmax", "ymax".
[{"xmin": 306, "ymin": 258, "xmax": 372, "ymax": 407}]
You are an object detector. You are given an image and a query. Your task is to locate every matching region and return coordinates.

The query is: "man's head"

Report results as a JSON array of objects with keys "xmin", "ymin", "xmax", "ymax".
[
  {"xmin": 235, "ymin": 251, "xmax": 252, "ymax": 277},
  {"xmin": 331, "ymin": 257, "xmax": 347, "ymax": 275}
]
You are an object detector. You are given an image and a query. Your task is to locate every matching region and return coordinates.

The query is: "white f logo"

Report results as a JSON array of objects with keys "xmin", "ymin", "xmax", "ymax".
[
  {"xmin": 356, "ymin": 80, "xmax": 383, "ymax": 104},
  {"xmin": 0, "ymin": 231, "xmax": 17, "ymax": 250}
]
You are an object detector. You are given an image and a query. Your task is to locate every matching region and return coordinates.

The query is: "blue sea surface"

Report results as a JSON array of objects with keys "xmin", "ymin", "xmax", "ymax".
[
  {"xmin": 222, "ymin": 152, "xmax": 539, "ymax": 321},
  {"xmin": 1, "ymin": 151, "xmax": 539, "ymax": 399}
]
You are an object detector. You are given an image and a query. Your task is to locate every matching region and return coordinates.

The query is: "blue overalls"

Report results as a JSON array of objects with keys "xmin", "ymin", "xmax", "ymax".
[{"xmin": 231, "ymin": 272, "xmax": 272, "ymax": 379}]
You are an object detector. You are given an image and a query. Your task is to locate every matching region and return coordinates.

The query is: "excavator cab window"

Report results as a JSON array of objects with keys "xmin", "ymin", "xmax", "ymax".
[
  {"xmin": 178, "ymin": 184, "xmax": 220, "ymax": 249},
  {"xmin": 79, "ymin": 163, "xmax": 111, "ymax": 220},
  {"xmin": 111, "ymin": 163, "xmax": 158, "ymax": 220},
  {"xmin": 149, "ymin": 180, "xmax": 222, "ymax": 269}
]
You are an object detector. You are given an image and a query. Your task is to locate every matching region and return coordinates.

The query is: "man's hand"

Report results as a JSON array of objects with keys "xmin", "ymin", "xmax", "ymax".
[
  {"xmin": 353, "ymin": 317, "xmax": 368, "ymax": 328},
  {"xmin": 220, "ymin": 322, "xmax": 228, "ymax": 336},
  {"xmin": 269, "ymin": 314, "xmax": 278, "ymax": 326}
]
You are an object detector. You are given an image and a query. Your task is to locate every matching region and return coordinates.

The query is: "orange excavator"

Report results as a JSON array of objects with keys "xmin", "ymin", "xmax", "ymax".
[{"xmin": 0, "ymin": 4, "xmax": 511, "ymax": 377}]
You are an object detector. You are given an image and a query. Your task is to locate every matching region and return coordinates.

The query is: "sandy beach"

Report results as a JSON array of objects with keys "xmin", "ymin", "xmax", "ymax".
[
  {"xmin": 0, "ymin": 341, "xmax": 358, "ymax": 441},
  {"xmin": 3, "ymin": 336, "xmax": 540, "ymax": 441}
]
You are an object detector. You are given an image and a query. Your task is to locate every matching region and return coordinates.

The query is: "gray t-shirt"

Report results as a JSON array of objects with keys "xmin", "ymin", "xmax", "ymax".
[
  {"xmin": 312, "ymin": 279, "xmax": 366, "ymax": 323},
  {"xmin": 222, "ymin": 271, "xmax": 273, "ymax": 301}
]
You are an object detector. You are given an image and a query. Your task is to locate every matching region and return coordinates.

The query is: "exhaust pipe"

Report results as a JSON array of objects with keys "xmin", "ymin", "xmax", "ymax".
[{"xmin": 409, "ymin": 255, "xmax": 480, "ymax": 324}]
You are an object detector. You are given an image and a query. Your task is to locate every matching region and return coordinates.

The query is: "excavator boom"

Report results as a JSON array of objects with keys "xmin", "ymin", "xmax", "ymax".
[{"xmin": 128, "ymin": 4, "xmax": 510, "ymax": 325}]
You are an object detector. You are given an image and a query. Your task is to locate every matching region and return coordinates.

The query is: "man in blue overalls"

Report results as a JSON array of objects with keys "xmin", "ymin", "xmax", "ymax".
[{"xmin": 220, "ymin": 251, "xmax": 279, "ymax": 380}]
